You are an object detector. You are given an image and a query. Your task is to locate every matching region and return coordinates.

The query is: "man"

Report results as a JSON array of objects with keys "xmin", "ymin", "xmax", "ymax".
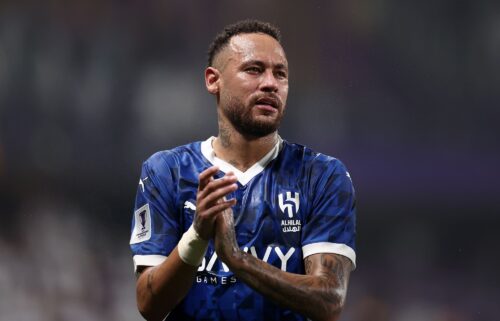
[{"xmin": 130, "ymin": 19, "xmax": 356, "ymax": 321}]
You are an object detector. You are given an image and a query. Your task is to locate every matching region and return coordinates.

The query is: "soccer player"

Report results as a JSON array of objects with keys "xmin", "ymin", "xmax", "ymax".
[{"xmin": 130, "ymin": 19, "xmax": 356, "ymax": 321}]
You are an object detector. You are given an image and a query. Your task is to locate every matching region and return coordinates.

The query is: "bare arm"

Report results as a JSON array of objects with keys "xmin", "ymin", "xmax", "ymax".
[
  {"xmin": 215, "ymin": 209, "xmax": 352, "ymax": 321},
  {"xmin": 136, "ymin": 248, "xmax": 198, "ymax": 321},
  {"xmin": 135, "ymin": 166, "xmax": 237, "ymax": 320}
]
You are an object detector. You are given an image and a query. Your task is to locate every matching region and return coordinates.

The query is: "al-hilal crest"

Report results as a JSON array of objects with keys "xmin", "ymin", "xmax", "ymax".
[{"xmin": 278, "ymin": 191, "xmax": 300, "ymax": 218}]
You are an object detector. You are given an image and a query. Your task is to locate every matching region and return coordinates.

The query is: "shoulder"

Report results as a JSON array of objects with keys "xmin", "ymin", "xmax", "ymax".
[
  {"xmin": 142, "ymin": 141, "xmax": 202, "ymax": 172},
  {"xmin": 281, "ymin": 140, "xmax": 351, "ymax": 177},
  {"xmin": 280, "ymin": 140, "xmax": 354, "ymax": 197}
]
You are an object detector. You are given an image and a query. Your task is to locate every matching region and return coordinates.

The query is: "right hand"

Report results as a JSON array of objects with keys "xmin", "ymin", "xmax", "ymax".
[{"xmin": 193, "ymin": 166, "xmax": 238, "ymax": 240}]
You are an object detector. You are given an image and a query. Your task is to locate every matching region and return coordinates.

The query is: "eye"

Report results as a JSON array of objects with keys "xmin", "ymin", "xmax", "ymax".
[
  {"xmin": 275, "ymin": 70, "xmax": 288, "ymax": 79},
  {"xmin": 245, "ymin": 66, "xmax": 262, "ymax": 74}
]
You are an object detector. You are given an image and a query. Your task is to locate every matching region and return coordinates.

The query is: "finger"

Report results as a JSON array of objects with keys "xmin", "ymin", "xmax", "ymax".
[
  {"xmin": 197, "ymin": 174, "xmax": 238, "ymax": 199},
  {"xmin": 202, "ymin": 198, "xmax": 237, "ymax": 218},
  {"xmin": 202, "ymin": 174, "xmax": 237, "ymax": 194},
  {"xmin": 198, "ymin": 183, "xmax": 238, "ymax": 209},
  {"xmin": 198, "ymin": 166, "xmax": 219, "ymax": 190},
  {"xmin": 198, "ymin": 166, "xmax": 220, "ymax": 191}
]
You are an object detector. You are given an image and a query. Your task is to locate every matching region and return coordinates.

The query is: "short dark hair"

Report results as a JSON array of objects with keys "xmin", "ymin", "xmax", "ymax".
[{"xmin": 207, "ymin": 19, "xmax": 282, "ymax": 67}]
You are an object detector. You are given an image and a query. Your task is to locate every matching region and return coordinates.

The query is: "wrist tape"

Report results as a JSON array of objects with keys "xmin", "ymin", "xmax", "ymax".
[{"xmin": 177, "ymin": 225, "xmax": 209, "ymax": 267}]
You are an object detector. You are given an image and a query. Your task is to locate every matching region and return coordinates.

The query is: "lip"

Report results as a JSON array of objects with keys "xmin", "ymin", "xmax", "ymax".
[
  {"xmin": 255, "ymin": 103, "xmax": 278, "ymax": 113},
  {"xmin": 254, "ymin": 96, "xmax": 280, "ymax": 109}
]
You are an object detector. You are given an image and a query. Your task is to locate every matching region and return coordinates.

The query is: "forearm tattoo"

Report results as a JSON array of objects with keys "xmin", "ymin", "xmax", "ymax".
[{"xmin": 234, "ymin": 253, "xmax": 350, "ymax": 321}]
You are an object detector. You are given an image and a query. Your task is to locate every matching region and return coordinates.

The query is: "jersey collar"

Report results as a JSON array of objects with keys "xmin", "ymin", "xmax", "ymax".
[{"xmin": 200, "ymin": 136, "xmax": 283, "ymax": 186}]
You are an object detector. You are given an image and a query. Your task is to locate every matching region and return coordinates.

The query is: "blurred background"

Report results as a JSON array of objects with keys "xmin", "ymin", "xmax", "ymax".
[{"xmin": 1, "ymin": 1, "xmax": 499, "ymax": 320}]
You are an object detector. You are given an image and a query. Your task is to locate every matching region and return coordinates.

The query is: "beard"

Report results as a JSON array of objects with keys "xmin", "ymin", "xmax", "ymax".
[{"xmin": 220, "ymin": 93, "xmax": 284, "ymax": 138}]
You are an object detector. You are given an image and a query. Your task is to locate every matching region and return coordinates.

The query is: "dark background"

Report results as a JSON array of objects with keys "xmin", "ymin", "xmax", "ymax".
[{"xmin": 1, "ymin": 1, "xmax": 499, "ymax": 320}]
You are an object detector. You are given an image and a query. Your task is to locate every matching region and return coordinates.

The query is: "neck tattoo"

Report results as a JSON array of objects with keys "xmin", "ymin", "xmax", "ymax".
[{"xmin": 219, "ymin": 123, "xmax": 232, "ymax": 148}]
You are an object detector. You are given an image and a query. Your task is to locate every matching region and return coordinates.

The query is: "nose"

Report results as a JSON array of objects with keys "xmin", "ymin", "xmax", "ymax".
[{"xmin": 259, "ymin": 70, "xmax": 279, "ymax": 93}]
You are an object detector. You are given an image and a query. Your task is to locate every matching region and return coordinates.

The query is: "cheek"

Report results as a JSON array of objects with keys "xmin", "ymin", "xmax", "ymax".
[
  {"xmin": 226, "ymin": 77, "xmax": 254, "ymax": 97},
  {"xmin": 280, "ymin": 85, "xmax": 289, "ymax": 103},
  {"xmin": 234, "ymin": 72, "xmax": 254, "ymax": 86}
]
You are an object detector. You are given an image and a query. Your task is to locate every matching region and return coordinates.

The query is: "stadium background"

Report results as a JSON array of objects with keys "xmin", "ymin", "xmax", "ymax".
[{"xmin": 0, "ymin": 1, "xmax": 499, "ymax": 320}]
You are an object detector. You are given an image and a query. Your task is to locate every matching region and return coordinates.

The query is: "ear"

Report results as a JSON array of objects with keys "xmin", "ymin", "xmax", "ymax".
[{"xmin": 205, "ymin": 67, "xmax": 220, "ymax": 95}]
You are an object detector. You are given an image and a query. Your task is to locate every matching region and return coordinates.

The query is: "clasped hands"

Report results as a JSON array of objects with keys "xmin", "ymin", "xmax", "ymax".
[{"xmin": 193, "ymin": 166, "xmax": 240, "ymax": 263}]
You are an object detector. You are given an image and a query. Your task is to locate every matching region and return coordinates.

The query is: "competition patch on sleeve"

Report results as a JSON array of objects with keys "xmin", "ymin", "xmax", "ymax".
[{"xmin": 130, "ymin": 203, "xmax": 152, "ymax": 244}]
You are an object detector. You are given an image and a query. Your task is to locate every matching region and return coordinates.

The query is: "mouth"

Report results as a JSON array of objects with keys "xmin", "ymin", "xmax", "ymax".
[{"xmin": 254, "ymin": 96, "xmax": 279, "ymax": 110}]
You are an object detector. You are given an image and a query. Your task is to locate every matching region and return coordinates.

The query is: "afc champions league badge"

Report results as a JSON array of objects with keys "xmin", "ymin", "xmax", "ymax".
[
  {"xmin": 130, "ymin": 203, "xmax": 152, "ymax": 244},
  {"xmin": 139, "ymin": 210, "xmax": 147, "ymax": 231},
  {"xmin": 278, "ymin": 191, "xmax": 301, "ymax": 233}
]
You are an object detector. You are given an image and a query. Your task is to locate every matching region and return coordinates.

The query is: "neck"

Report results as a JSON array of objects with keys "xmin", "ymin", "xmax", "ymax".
[{"xmin": 213, "ymin": 119, "xmax": 278, "ymax": 172}]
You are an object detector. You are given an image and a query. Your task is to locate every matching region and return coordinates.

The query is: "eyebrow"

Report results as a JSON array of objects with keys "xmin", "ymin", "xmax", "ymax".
[{"xmin": 242, "ymin": 59, "xmax": 288, "ymax": 70}]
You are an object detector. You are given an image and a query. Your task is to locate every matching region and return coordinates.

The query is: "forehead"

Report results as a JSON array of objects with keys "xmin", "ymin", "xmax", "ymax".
[{"xmin": 224, "ymin": 33, "xmax": 287, "ymax": 67}]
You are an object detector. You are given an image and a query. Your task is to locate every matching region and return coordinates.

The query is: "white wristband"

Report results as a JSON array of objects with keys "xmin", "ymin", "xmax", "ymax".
[{"xmin": 177, "ymin": 225, "xmax": 209, "ymax": 267}]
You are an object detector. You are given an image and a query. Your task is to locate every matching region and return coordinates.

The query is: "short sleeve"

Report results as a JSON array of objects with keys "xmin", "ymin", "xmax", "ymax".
[
  {"xmin": 301, "ymin": 159, "xmax": 357, "ymax": 268},
  {"xmin": 130, "ymin": 152, "xmax": 181, "ymax": 271}
]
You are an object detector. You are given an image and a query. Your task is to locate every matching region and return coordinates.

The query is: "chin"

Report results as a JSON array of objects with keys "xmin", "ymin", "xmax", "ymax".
[{"xmin": 242, "ymin": 120, "xmax": 281, "ymax": 138}]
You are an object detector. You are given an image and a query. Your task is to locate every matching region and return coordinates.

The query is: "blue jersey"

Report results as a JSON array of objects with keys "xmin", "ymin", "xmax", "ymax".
[{"xmin": 130, "ymin": 137, "xmax": 356, "ymax": 321}]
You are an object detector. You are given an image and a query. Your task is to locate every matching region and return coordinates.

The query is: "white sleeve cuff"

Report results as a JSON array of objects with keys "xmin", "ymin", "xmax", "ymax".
[
  {"xmin": 133, "ymin": 254, "xmax": 167, "ymax": 272},
  {"xmin": 302, "ymin": 242, "xmax": 356, "ymax": 269}
]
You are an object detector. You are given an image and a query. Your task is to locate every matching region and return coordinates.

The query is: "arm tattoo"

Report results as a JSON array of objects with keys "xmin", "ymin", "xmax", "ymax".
[
  {"xmin": 310, "ymin": 254, "xmax": 350, "ymax": 319},
  {"xmin": 304, "ymin": 256, "xmax": 313, "ymax": 274},
  {"xmin": 320, "ymin": 254, "xmax": 345, "ymax": 286},
  {"xmin": 232, "ymin": 253, "xmax": 351, "ymax": 321},
  {"xmin": 147, "ymin": 267, "xmax": 156, "ymax": 296}
]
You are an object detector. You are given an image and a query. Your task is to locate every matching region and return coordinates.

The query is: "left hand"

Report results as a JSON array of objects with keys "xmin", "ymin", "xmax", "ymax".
[{"xmin": 214, "ymin": 207, "xmax": 239, "ymax": 263}]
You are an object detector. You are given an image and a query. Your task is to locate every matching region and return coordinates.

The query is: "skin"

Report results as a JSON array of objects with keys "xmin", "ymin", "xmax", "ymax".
[
  {"xmin": 136, "ymin": 167, "xmax": 238, "ymax": 321},
  {"xmin": 215, "ymin": 206, "xmax": 352, "ymax": 321},
  {"xmin": 136, "ymin": 32, "xmax": 352, "ymax": 321},
  {"xmin": 205, "ymin": 33, "xmax": 289, "ymax": 171}
]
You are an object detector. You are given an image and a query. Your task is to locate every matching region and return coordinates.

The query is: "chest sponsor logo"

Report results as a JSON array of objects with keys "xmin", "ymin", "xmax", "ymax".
[
  {"xmin": 198, "ymin": 246, "xmax": 296, "ymax": 272},
  {"xmin": 278, "ymin": 191, "xmax": 301, "ymax": 233},
  {"xmin": 196, "ymin": 246, "xmax": 296, "ymax": 285}
]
